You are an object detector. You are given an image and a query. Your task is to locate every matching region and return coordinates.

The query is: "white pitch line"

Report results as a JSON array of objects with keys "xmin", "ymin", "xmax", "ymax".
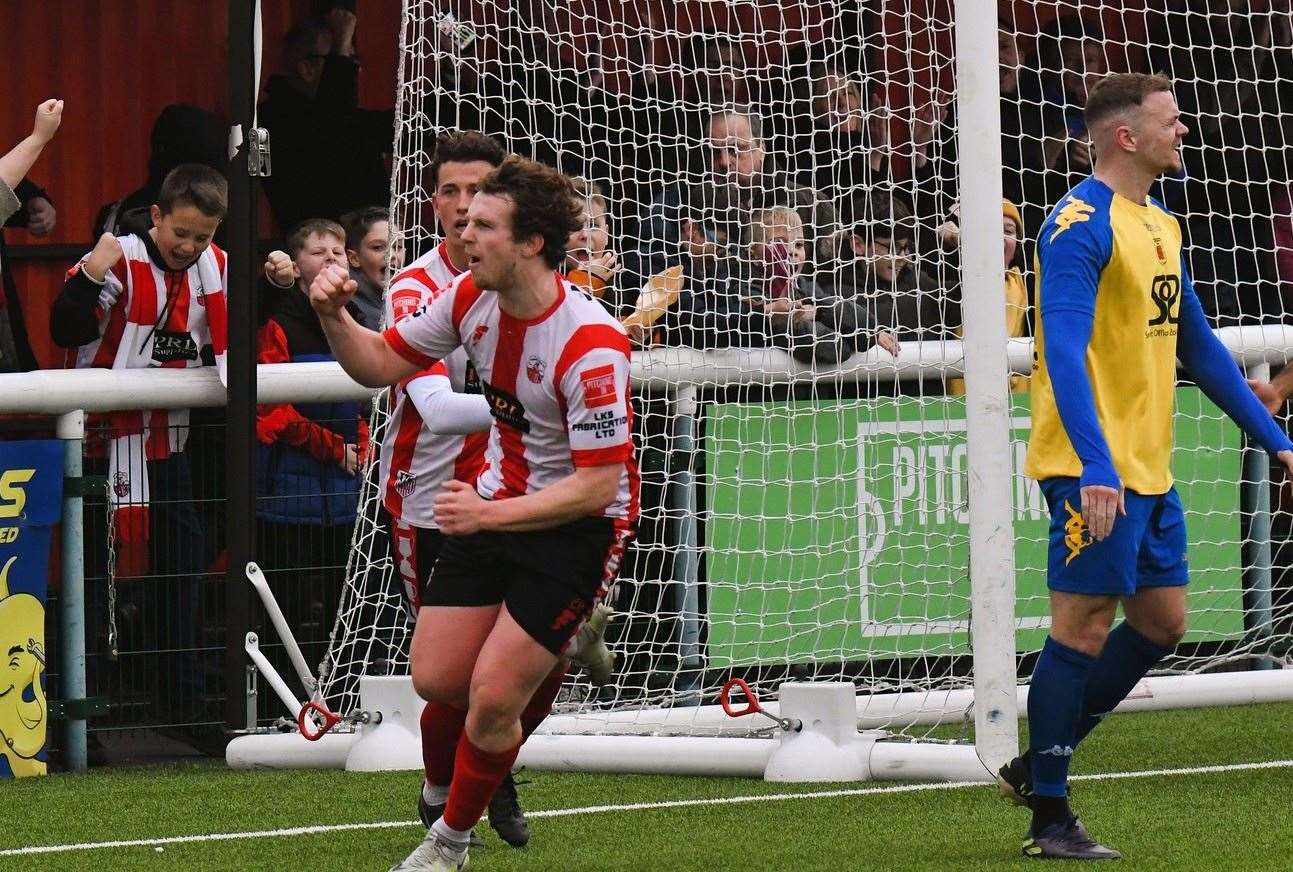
[{"xmin": 4, "ymin": 758, "xmax": 1291, "ymax": 858}]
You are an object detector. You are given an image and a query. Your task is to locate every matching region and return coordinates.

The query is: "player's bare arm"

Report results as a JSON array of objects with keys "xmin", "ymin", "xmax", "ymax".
[
  {"xmin": 1247, "ymin": 364, "xmax": 1293, "ymax": 414},
  {"xmin": 310, "ymin": 262, "xmax": 421, "ymax": 387},
  {"xmin": 433, "ymin": 464, "xmax": 620, "ymax": 535}
]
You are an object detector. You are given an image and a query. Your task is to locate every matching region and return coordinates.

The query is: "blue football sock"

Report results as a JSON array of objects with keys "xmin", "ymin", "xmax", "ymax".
[
  {"xmin": 1073, "ymin": 620, "xmax": 1172, "ymax": 745},
  {"xmin": 1027, "ymin": 635, "xmax": 1097, "ymax": 797}
]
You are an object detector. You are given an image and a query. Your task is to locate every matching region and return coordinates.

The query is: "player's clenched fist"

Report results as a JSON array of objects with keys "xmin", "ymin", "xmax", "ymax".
[
  {"xmin": 308, "ymin": 262, "xmax": 357, "ymax": 318},
  {"xmin": 32, "ymin": 99, "xmax": 64, "ymax": 145},
  {"xmin": 434, "ymin": 479, "xmax": 491, "ymax": 535},
  {"xmin": 83, "ymin": 232, "xmax": 124, "ymax": 283},
  {"xmin": 264, "ymin": 250, "xmax": 296, "ymax": 287}
]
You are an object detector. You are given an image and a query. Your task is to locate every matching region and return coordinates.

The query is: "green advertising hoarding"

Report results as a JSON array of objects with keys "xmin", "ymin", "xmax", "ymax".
[{"xmin": 704, "ymin": 390, "xmax": 1243, "ymax": 668}]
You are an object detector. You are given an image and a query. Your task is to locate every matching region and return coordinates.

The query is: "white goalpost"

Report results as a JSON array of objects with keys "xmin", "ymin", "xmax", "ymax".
[{"xmin": 221, "ymin": 0, "xmax": 1293, "ymax": 780}]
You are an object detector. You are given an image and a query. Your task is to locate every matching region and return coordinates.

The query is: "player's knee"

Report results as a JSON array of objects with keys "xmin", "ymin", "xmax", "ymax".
[
  {"xmin": 467, "ymin": 681, "xmax": 523, "ymax": 731},
  {"xmin": 411, "ymin": 662, "xmax": 468, "ymax": 708},
  {"xmin": 1149, "ymin": 614, "xmax": 1188, "ymax": 648}
]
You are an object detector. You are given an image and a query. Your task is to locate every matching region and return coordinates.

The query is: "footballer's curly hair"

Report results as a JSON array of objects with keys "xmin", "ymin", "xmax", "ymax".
[{"xmin": 478, "ymin": 156, "xmax": 581, "ymax": 269}]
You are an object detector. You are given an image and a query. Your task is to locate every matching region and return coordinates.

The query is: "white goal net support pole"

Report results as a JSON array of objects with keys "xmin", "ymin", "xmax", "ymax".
[{"xmin": 953, "ymin": 0, "xmax": 1019, "ymax": 773}]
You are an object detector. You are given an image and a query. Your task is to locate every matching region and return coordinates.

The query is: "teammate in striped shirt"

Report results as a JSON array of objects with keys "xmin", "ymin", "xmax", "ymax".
[{"xmin": 341, "ymin": 152, "xmax": 628, "ymax": 864}]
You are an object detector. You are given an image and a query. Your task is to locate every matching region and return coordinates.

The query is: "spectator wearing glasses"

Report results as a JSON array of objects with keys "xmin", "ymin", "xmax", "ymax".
[{"xmin": 829, "ymin": 197, "xmax": 950, "ymax": 343}]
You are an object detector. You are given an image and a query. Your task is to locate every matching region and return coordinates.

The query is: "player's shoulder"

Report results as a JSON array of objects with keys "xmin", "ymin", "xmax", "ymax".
[
  {"xmin": 558, "ymin": 275, "xmax": 626, "ymax": 331},
  {"xmin": 1040, "ymin": 177, "xmax": 1114, "ymax": 251}
]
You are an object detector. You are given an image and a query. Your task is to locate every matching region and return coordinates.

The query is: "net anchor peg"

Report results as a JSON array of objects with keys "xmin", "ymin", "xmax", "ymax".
[{"xmin": 720, "ymin": 678, "xmax": 802, "ymax": 733}]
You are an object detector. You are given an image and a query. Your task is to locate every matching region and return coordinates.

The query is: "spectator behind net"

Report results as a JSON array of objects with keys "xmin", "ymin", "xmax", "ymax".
[
  {"xmin": 260, "ymin": 10, "xmax": 394, "ymax": 232},
  {"xmin": 630, "ymin": 108, "xmax": 836, "ymax": 286},
  {"xmin": 831, "ymin": 196, "xmax": 951, "ymax": 343},
  {"xmin": 341, "ymin": 206, "xmax": 404, "ymax": 330},
  {"xmin": 745, "ymin": 205, "xmax": 898, "ymax": 365},
  {"xmin": 637, "ymin": 185, "xmax": 771, "ymax": 351}
]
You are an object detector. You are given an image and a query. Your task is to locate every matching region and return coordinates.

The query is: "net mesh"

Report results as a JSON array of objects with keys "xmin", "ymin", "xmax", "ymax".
[{"xmin": 315, "ymin": 1, "xmax": 1293, "ymax": 741}]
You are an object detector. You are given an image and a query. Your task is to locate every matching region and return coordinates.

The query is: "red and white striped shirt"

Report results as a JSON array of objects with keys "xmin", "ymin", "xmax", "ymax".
[
  {"xmin": 378, "ymin": 243, "xmax": 488, "ymax": 528},
  {"xmin": 68, "ymin": 233, "xmax": 228, "ymax": 459},
  {"xmin": 384, "ymin": 272, "xmax": 639, "ymax": 523}
]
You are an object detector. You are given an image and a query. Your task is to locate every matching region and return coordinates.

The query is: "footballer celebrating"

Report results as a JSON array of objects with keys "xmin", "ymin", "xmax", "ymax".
[
  {"xmin": 310, "ymin": 155, "xmax": 637, "ymax": 872},
  {"xmin": 1004, "ymin": 72, "xmax": 1293, "ymax": 860}
]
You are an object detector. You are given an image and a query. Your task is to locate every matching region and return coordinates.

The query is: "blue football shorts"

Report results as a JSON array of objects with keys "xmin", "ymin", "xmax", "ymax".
[{"xmin": 1038, "ymin": 476, "xmax": 1189, "ymax": 596}]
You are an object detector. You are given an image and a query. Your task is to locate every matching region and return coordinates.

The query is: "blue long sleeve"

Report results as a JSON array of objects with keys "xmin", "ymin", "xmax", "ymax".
[
  {"xmin": 1176, "ymin": 271, "xmax": 1293, "ymax": 456},
  {"xmin": 1037, "ymin": 203, "xmax": 1119, "ymax": 490},
  {"xmin": 1041, "ymin": 307, "xmax": 1120, "ymax": 489}
]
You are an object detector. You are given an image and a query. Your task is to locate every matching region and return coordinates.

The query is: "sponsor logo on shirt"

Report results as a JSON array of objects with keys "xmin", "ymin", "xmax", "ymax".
[
  {"xmin": 391, "ymin": 288, "xmax": 423, "ymax": 321},
  {"xmin": 526, "ymin": 355, "xmax": 547, "ymax": 384},
  {"xmin": 150, "ymin": 330, "xmax": 200, "ymax": 364},
  {"xmin": 470, "ymin": 324, "xmax": 489, "ymax": 347},
  {"xmin": 463, "ymin": 361, "xmax": 483, "ymax": 395},
  {"xmin": 483, "ymin": 382, "xmax": 529, "ymax": 432},
  {"xmin": 395, "ymin": 470, "xmax": 418, "ymax": 498},
  {"xmin": 1146, "ymin": 274, "xmax": 1181, "ymax": 335},
  {"xmin": 579, "ymin": 364, "xmax": 618, "ymax": 408},
  {"xmin": 1048, "ymin": 197, "xmax": 1095, "ymax": 242},
  {"xmin": 572, "ymin": 410, "xmax": 628, "ymax": 440}
]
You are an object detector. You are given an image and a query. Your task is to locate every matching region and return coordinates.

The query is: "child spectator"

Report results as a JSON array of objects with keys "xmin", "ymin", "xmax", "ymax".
[
  {"xmin": 830, "ymin": 197, "xmax": 950, "ymax": 343},
  {"xmin": 565, "ymin": 177, "xmax": 617, "ymax": 301},
  {"xmin": 341, "ymin": 206, "xmax": 403, "ymax": 330},
  {"xmin": 748, "ymin": 205, "xmax": 898, "ymax": 364},
  {"xmin": 50, "ymin": 163, "xmax": 229, "ymax": 741},
  {"xmin": 945, "ymin": 198, "xmax": 1031, "ymax": 395},
  {"xmin": 255, "ymin": 218, "xmax": 370, "ymax": 670}
]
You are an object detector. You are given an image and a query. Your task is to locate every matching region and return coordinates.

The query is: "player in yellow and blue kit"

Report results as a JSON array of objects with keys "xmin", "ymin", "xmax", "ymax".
[{"xmin": 997, "ymin": 73, "xmax": 1293, "ymax": 860}]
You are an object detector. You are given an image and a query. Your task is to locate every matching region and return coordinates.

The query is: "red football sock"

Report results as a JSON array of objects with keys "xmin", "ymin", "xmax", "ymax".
[
  {"xmin": 520, "ymin": 664, "xmax": 567, "ymax": 741},
  {"xmin": 442, "ymin": 733, "xmax": 521, "ymax": 832},
  {"xmin": 420, "ymin": 702, "xmax": 467, "ymax": 788}
]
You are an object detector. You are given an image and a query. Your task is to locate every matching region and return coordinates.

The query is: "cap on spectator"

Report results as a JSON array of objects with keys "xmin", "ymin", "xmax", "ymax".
[{"xmin": 1002, "ymin": 198, "xmax": 1023, "ymax": 236}]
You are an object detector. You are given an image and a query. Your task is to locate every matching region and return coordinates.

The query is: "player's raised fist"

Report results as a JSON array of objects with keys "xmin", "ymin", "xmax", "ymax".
[
  {"xmin": 83, "ymin": 232, "xmax": 124, "ymax": 283},
  {"xmin": 32, "ymin": 99, "xmax": 63, "ymax": 144},
  {"xmin": 264, "ymin": 250, "xmax": 297, "ymax": 288},
  {"xmin": 308, "ymin": 262, "xmax": 357, "ymax": 318}
]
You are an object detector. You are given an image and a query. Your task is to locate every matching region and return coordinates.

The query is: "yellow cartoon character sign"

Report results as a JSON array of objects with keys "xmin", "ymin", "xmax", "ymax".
[{"xmin": 0, "ymin": 555, "xmax": 46, "ymax": 777}]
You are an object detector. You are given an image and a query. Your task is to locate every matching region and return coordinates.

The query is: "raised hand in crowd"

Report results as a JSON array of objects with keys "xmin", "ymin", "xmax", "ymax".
[
  {"xmin": 82, "ymin": 231, "xmax": 125, "ymax": 283},
  {"xmin": 264, "ymin": 249, "xmax": 297, "ymax": 287},
  {"xmin": 325, "ymin": 7, "xmax": 357, "ymax": 57},
  {"xmin": 1, "ymin": 99, "xmax": 63, "ymax": 192},
  {"xmin": 572, "ymin": 249, "xmax": 617, "ymax": 287}
]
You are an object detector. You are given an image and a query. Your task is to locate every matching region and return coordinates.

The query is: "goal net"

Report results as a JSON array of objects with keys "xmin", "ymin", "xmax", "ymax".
[{"xmin": 314, "ymin": 1, "xmax": 1293, "ymax": 759}]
